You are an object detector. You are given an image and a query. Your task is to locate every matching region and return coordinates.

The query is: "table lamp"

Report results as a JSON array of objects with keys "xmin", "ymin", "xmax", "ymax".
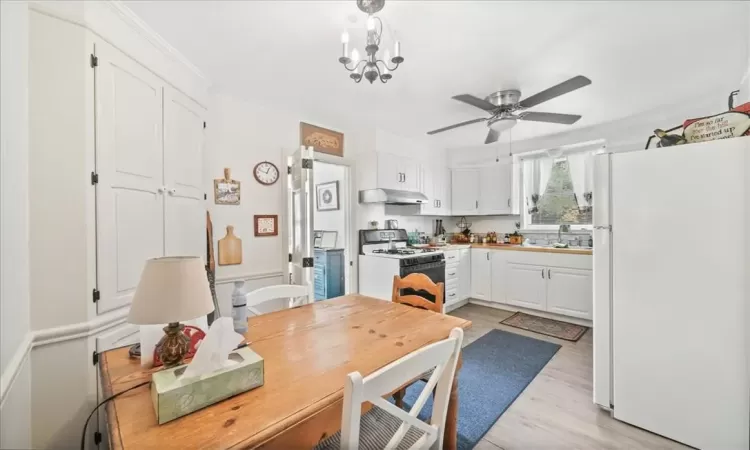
[{"xmin": 128, "ymin": 256, "xmax": 215, "ymax": 368}]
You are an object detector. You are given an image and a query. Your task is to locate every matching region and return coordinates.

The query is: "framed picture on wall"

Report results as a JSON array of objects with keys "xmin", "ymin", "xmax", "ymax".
[
  {"xmin": 254, "ymin": 215, "xmax": 278, "ymax": 237},
  {"xmin": 316, "ymin": 181, "xmax": 340, "ymax": 211}
]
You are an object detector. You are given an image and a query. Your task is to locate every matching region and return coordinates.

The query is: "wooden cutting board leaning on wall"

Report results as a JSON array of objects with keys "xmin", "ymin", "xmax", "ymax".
[{"xmin": 218, "ymin": 225, "xmax": 242, "ymax": 265}]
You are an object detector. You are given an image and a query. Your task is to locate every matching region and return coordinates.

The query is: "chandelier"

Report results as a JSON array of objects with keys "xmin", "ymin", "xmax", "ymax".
[{"xmin": 338, "ymin": 0, "xmax": 404, "ymax": 84}]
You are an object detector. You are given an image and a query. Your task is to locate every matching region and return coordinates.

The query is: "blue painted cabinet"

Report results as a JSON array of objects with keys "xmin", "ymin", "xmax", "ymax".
[{"xmin": 314, "ymin": 248, "xmax": 345, "ymax": 301}]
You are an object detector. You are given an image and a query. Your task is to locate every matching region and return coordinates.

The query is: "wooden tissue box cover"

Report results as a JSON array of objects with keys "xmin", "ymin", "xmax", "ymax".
[{"xmin": 151, "ymin": 347, "xmax": 264, "ymax": 424}]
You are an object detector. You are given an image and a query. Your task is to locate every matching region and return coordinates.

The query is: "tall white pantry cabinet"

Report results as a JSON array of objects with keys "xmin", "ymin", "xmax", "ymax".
[{"xmin": 27, "ymin": 5, "xmax": 209, "ymax": 447}]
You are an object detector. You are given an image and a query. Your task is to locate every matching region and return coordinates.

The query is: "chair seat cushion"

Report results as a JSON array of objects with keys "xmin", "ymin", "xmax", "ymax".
[{"xmin": 314, "ymin": 405, "xmax": 426, "ymax": 450}]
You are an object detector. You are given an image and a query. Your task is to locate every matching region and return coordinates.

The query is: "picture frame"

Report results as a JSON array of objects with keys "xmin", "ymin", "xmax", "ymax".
[
  {"xmin": 300, "ymin": 122, "xmax": 344, "ymax": 157},
  {"xmin": 316, "ymin": 181, "xmax": 340, "ymax": 211},
  {"xmin": 214, "ymin": 168, "xmax": 240, "ymax": 205},
  {"xmin": 254, "ymin": 215, "xmax": 278, "ymax": 237}
]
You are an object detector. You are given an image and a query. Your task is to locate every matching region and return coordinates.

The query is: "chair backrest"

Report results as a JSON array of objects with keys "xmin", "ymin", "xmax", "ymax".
[
  {"xmin": 245, "ymin": 284, "xmax": 312, "ymax": 316},
  {"xmin": 392, "ymin": 273, "xmax": 444, "ymax": 313},
  {"xmin": 340, "ymin": 327, "xmax": 464, "ymax": 450}
]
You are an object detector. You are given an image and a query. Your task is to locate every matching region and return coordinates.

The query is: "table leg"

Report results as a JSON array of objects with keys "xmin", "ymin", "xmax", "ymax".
[{"xmin": 444, "ymin": 353, "xmax": 462, "ymax": 450}]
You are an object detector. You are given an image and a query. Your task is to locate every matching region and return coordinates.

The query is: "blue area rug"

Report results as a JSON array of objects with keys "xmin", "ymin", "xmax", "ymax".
[{"xmin": 401, "ymin": 329, "xmax": 561, "ymax": 449}]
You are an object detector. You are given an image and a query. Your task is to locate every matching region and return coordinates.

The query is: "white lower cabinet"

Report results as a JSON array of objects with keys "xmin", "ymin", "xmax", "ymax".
[
  {"xmin": 443, "ymin": 249, "xmax": 472, "ymax": 309},
  {"xmin": 474, "ymin": 248, "xmax": 593, "ymax": 320},
  {"xmin": 507, "ymin": 263, "xmax": 547, "ymax": 310},
  {"xmin": 458, "ymin": 249, "xmax": 471, "ymax": 301},
  {"xmin": 470, "ymin": 249, "xmax": 491, "ymax": 301},
  {"xmin": 546, "ymin": 267, "xmax": 593, "ymax": 319}
]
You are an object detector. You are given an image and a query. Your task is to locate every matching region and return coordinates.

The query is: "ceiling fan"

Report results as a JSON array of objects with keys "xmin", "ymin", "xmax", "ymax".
[{"xmin": 427, "ymin": 75, "xmax": 592, "ymax": 144}]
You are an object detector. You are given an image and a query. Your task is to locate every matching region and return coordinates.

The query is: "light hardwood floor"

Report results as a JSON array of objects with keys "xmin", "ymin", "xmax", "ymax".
[{"xmin": 449, "ymin": 303, "xmax": 688, "ymax": 450}]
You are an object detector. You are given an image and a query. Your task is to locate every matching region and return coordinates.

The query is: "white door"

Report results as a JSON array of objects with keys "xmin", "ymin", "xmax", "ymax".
[
  {"xmin": 451, "ymin": 169, "xmax": 479, "ymax": 215},
  {"xmin": 592, "ymin": 152, "xmax": 612, "ymax": 409},
  {"xmin": 400, "ymin": 157, "xmax": 419, "ymax": 192},
  {"xmin": 287, "ymin": 146, "xmax": 315, "ymax": 304},
  {"xmin": 163, "ymin": 87, "xmax": 205, "ymax": 258},
  {"xmin": 377, "ymin": 152, "xmax": 402, "ymax": 190},
  {"xmin": 611, "ymin": 139, "xmax": 748, "ymax": 449},
  {"xmin": 470, "ymin": 249, "xmax": 491, "ymax": 300},
  {"xmin": 95, "ymin": 40, "xmax": 164, "ymax": 314},
  {"xmin": 458, "ymin": 249, "xmax": 470, "ymax": 301},
  {"xmin": 489, "ymin": 250, "xmax": 508, "ymax": 304},
  {"xmin": 479, "ymin": 164, "xmax": 512, "ymax": 214},
  {"xmin": 506, "ymin": 263, "xmax": 546, "ymax": 310},
  {"xmin": 419, "ymin": 163, "xmax": 436, "ymax": 214},
  {"xmin": 546, "ymin": 267, "xmax": 593, "ymax": 319}
]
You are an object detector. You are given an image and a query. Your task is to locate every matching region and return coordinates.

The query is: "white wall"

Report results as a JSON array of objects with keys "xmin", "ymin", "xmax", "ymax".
[
  {"xmin": 0, "ymin": 2, "xmax": 32, "ymax": 448},
  {"xmin": 314, "ymin": 162, "xmax": 346, "ymax": 248}
]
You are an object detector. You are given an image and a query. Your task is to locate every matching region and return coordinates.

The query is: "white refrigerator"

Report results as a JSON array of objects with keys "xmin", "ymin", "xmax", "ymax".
[{"xmin": 593, "ymin": 137, "xmax": 749, "ymax": 449}]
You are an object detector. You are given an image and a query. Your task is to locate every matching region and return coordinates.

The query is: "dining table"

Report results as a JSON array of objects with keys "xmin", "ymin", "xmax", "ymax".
[{"xmin": 100, "ymin": 294, "xmax": 472, "ymax": 449}]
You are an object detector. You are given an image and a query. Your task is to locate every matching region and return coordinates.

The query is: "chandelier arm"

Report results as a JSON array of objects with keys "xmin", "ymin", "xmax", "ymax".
[
  {"xmin": 375, "ymin": 60, "xmax": 400, "ymax": 72},
  {"xmin": 343, "ymin": 59, "xmax": 368, "ymax": 72},
  {"xmin": 373, "ymin": 63, "xmax": 389, "ymax": 84}
]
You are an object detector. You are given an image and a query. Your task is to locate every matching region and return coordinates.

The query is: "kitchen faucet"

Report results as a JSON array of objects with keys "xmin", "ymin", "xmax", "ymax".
[{"xmin": 558, "ymin": 224, "xmax": 570, "ymax": 243}]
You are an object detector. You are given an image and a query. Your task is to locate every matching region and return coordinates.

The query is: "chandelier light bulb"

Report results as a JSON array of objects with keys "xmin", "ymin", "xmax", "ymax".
[
  {"xmin": 351, "ymin": 48, "xmax": 360, "ymax": 64},
  {"xmin": 366, "ymin": 16, "xmax": 375, "ymax": 31},
  {"xmin": 341, "ymin": 31, "xmax": 349, "ymax": 44}
]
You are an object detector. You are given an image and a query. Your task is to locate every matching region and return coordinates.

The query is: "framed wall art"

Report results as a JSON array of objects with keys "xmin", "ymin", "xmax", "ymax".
[
  {"xmin": 254, "ymin": 215, "xmax": 278, "ymax": 237},
  {"xmin": 214, "ymin": 168, "xmax": 240, "ymax": 205},
  {"xmin": 300, "ymin": 122, "xmax": 344, "ymax": 157},
  {"xmin": 316, "ymin": 181, "xmax": 340, "ymax": 211}
]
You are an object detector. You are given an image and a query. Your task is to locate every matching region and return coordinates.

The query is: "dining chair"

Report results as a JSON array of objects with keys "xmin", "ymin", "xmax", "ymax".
[
  {"xmin": 391, "ymin": 273, "xmax": 444, "ymax": 408},
  {"xmin": 391, "ymin": 273, "xmax": 444, "ymax": 313},
  {"xmin": 315, "ymin": 327, "xmax": 464, "ymax": 450},
  {"xmin": 245, "ymin": 284, "xmax": 312, "ymax": 316}
]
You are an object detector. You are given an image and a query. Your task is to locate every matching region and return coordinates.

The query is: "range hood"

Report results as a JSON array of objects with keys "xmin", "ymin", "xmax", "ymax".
[{"xmin": 358, "ymin": 188, "xmax": 428, "ymax": 205}]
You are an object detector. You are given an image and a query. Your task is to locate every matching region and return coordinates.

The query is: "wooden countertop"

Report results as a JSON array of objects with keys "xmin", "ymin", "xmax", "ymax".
[{"xmin": 470, "ymin": 243, "xmax": 593, "ymax": 256}]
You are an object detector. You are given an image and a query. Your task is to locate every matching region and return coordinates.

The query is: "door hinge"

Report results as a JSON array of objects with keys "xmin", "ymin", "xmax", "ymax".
[
  {"xmin": 91, "ymin": 172, "xmax": 99, "ymax": 185},
  {"xmin": 92, "ymin": 288, "xmax": 100, "ymax": 303},
  {"xmin": 301, "ymin": 158, "xmax": 313, "ymax": 170},
  {"xmin": 94, "ymin": 431, "xmax": 102, "ymax": 446},
  {"xmin": 90, "ymin": 54, "xmax": 98, "ymax": 68},
  {"xmin": 302, "ymin": 257, "xmax": 314, "ymax": 268},
  {"xmin": 92, "ymin": 351, "xmax": 99, "ymax": 366},
  {"xmin": 288, "ymin": 253, "xmax": 292, "ymax": 263}
]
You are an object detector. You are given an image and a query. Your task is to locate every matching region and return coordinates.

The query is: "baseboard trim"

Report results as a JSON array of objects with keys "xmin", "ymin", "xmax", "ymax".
[
  {"xmin": 215, "ymin": 271, "xmax": 284, "ymax": 285},
  {"xmin": 468, "ymin": 299, "xmax": 593, "ymax": 327},
  {"xmin": 1, "ymin": 307, "xmax": 130, "ymax": 404}
]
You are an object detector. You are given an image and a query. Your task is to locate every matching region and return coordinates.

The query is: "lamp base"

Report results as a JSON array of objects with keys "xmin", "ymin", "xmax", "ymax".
[{"xmin": 157, "ymin": 322, "xmax": 190, "ymax": 368}]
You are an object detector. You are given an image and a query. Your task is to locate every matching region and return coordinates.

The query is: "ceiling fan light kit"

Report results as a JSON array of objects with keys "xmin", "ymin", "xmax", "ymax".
[
  {"xmin": 339, "ymin": 0, "xmax": 403, "ymax": 84},
  {"xmin": 427, "ymin": 76, "xmax": 592, "ymax": 144}
]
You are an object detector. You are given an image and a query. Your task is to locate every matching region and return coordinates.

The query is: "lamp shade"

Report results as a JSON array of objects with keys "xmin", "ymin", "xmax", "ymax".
[{"xmin": 128, "ymin": 256, "xmax": 215, "ymax": 325}]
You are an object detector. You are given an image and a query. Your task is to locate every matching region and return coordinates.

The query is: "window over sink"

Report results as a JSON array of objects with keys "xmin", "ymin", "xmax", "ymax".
[{"xmin": 521, "ymin": 154, "xmax": 593, "ymax": 230}]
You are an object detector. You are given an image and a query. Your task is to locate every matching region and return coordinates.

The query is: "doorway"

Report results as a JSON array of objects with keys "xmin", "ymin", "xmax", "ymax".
[{"xmin": 312, "ymin": 160, "xmax": 352, "ymax": 297}]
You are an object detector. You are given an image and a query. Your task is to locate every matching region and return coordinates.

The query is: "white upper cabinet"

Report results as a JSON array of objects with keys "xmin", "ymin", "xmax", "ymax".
[
  {"xmin": 478, "ymin": 163, "xmax": 512, "ymax": 215},
  {"xmin": 95, "ymin": 39, "xmax": 165, "ymax": 314},
  {"xmin": 376, "ymin": 152, "xmax": 420, "ymax": 192},
  {"xmin": 163, "ymin": 87, "xmax": 205, "ymax": 259},
  {"xmin": 451, "ymin": 169, "xmax": 480, "ymax": 215},
  {"xmin": 451, "ymin": 164, "xmax": 513, "ymax": 216},
  {"xmin": 419, "ymin": 164, "xmax": 451, "ymax": 216}
]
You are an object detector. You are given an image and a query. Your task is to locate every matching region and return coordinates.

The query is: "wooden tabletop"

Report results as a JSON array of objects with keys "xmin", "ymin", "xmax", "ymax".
[{"xmin": 101, "ymin": 295, "xmax": 471, "ymax": 449}]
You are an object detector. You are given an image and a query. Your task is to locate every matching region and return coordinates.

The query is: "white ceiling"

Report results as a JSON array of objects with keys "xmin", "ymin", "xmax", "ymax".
[{"xmin": 126, "ymin": 1, "xmax": 748, "ymax": 148}]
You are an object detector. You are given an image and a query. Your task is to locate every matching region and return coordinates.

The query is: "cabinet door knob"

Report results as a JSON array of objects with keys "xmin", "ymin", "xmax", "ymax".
[
  {"xmin": 168, "ymin": 188, "xmax": 177, "ymax": 195},
  {"xmin": 158, "ymin": 186, "xmax": 166, "ymax": 194},
  {"xmin": 548, "ymin": 268, "xmax": 551, "ymax": 278},
  {"xmin": 542, "ymin": 269, "xmax": 545, "ymax": 279},
  {"xmin": 507, "ymin": 198, "xmax": 511, "ymax": 207}
]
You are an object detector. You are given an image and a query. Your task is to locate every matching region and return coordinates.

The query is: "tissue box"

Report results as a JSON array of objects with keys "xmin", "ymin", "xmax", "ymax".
[{"xmin": 150, "ymin": 347, "xmax": 264, "ymax": 424}]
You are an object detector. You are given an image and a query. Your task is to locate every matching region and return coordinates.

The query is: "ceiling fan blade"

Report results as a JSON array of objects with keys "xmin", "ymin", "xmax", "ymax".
[
  {"xmin": 519, "ymin": 75, "xmax": 591, "ymax": 108},
  {"xmin": 452, "ymin": 94, "xmax": 497, "ymax": 112},
  {"xmin": 484, "ymin": 129, "xmax": 500, "ymax": 144},
  {"xmin": 427, "ymin": 117, "xmax": 488, "ymax": 135},
  {"xmin": 520, "ymin": 111, "xmax": 582, "ymax": 125}
]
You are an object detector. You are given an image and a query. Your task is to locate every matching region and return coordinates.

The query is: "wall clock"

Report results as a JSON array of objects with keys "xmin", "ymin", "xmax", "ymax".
[{"xmin": 253, "ymin": 161, "xmax": 280, "ymax": 186}]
